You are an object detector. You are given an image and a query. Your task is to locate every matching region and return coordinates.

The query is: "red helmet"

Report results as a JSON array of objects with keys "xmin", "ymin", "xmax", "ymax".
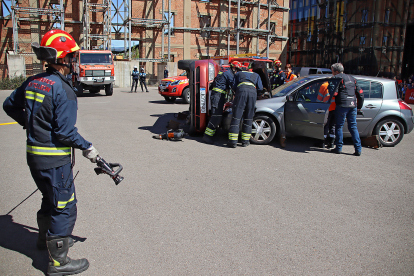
[
  {"xmin": 230, "ymin": 61, "xmax": 242, "ymax": 69},
  {"xmin": 274, "ymin": 60, "xmax": 282, "ymax": 67},
  {"xmin": 40, "ymin": 29, "xmax": 80, "ymax": 59}
]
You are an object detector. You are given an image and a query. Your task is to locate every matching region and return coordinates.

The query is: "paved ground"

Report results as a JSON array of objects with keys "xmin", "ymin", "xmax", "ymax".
[{"xmin": 0, "ymin": 86, "xmax": 413, "ymax": 276}]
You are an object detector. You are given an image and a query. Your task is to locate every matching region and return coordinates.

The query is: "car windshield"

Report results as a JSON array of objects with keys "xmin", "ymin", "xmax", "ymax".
[
  {"xmin": 179, "ymin": 71, "xmax": 187, "ymax": 76},
  {"xmin": 272, "ymin": 77, "xmax": 313, "ymax": 97},
  {"xmin": 80, "ymin": 53, "xmax": 113, "ymax": 65}
]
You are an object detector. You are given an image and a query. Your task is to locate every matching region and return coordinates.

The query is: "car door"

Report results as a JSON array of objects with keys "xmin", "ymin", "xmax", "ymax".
[
  {"xmin": 342, "ymin": 79, "xmax": 383, "ymax": 135},
  {"xmin": 285, "ymin": 79, "xmax": 340, "ymax": 139}
]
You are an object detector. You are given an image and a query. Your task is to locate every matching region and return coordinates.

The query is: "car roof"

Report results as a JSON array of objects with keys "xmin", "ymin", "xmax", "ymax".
[{"xmin": 301, "ymin": 74, "xmax": 396, "ymax": 83}]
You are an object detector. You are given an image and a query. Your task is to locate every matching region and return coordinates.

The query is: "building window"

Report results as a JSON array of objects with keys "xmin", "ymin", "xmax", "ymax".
[
  {"xmin": 384, "ymin": 9, "xmax": 390, "ymax": 24},
  {"xmin": 270, "ymin": 22, "xmax": 276, "ymax": 34},
  {"xmin": 307, "ymin": 31, "xmax": 312, "ymax": 42},
  {"xmin": 361, "ymin": 9, "xmax": 368, "ymax": 25},
  {"xmin": 360, "ymin": 36, "xmax": 366, "ymax": 45},
  {"xmin": 200, "ymin": 15, "xmax": 211, "ymax": 38},
  {"xmin": 164, "ymin": 12, "xmax": 174, "ymax": 35}
]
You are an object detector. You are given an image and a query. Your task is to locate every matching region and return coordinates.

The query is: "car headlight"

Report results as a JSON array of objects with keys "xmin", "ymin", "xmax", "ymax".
[
  {"xmin": 170, "ymin": 80, "xmax": 181, "ymax": 86},
  {"xmin": 209, "ymin": 63, "xmax": 215, "ymax": 82}
]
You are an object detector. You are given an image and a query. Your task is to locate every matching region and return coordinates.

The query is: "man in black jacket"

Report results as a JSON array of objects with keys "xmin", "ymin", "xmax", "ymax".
[{"xmin": 330, "ymin": 63, "xmax": 364, "ymax": 156}]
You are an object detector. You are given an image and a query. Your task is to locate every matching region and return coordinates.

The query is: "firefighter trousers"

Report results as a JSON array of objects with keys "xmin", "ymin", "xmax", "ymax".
[
  {"xmin": 30, "ymin": 162, "xmax": 77, "ymax": 237},
  {"xmin": 228, "ymin": 88, "xmax": 257, "ymax": 144},
  {"xmin": 204, "ymin": 91, "xmax": 226, "ymax": 137}
]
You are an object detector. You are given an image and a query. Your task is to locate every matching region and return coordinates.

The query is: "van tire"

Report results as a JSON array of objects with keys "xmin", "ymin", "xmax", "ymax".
[{"xmin": 105, "ymin": 83, "xmax": 113, "ymax": 96}]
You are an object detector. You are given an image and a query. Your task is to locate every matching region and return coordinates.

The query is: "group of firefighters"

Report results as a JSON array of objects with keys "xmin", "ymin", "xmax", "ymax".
[
  {"xmin": 202, "ymin": 59, "xmax": 298, "ymax": 148},
  {"xmin": 2, "ymin": 28, "xmax": 364, "ymax": 276}
]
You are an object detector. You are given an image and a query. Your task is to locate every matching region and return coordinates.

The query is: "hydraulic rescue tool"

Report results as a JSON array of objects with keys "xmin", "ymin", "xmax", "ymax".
[
  {"xmin": 94, "ymin": 156, "xmax": 124, "ymax": 185},
  {"xmin": 153, "ymin": 129, "xmax": 188, "ymax": 141}
]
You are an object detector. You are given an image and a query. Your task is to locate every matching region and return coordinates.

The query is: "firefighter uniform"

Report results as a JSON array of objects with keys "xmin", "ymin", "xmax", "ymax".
[
  {"xmin": 271, "ymin": 69, "xmax": 286, "ymax": 89},
  {"xmin": 228, "ymin": 71, "xmax": 263, "ymax": 147},
  {"xmin": 3, "ymin": 66, "xmax": 92, "ymax": 237},
  {"xmin": 203, "ymin": 69, "xmax": 235, "ymax": 143}
]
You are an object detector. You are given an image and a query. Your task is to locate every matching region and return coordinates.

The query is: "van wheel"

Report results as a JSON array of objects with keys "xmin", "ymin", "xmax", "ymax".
[
  {"xmin": 374, "ymin": 118, "xmax": 404, "ymax": 147},
  {"xmin": 105, "ymin": 83, "xmax": 113, "ymax": 96},
  {"xmin": 75, "ymin": 82, "xmax": 83, "ymax": 97},
  {"xmin": 250, "ymin": 115, "xmax": 276, "ymax": 145},
  {"xmin": 182, "ymin": 88, "xmax": 190, "ymax": 104},
  {"xmin": 164, "ymin": 96, "xmax": 176, "ymax": 102}
]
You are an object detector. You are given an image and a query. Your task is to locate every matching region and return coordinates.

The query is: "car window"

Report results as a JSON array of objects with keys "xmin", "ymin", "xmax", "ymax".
[
  {"xmin": 357, "ymin": 80, "xmax": 370, "ymax": 99},
  {"xmin": 309, "ymin": 69, "xmax": 318, "ymax": 74},
  {"xmin": 370, "ymin": 81, "xmax": 383, "ymax": 98},
  {"xmin": 295, "ymin": 80, "xmax": 328, "ymax": 102},
  {"xmin": 179, "ymin": 71, "xmax": 187, "ymax": 77},
  {"xmin": 272, "ymin": 77, "xmax": 310, "ymax": 97}
]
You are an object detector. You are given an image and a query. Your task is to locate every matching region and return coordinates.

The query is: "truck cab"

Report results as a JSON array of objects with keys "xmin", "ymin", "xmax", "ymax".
[{"xmin": 73, "ymin": 50, "xmax": 115, "ymax": 96}]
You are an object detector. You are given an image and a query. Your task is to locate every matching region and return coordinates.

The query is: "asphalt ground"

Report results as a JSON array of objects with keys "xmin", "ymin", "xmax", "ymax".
[{"xmin": 0, "ymin": 86, "xmax": 413, "ymax": 276}]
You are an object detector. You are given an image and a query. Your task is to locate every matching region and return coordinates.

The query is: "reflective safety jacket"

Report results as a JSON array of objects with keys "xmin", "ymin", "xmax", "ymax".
[
  {"xmin": 232, "ymin": 71, "xmax": 263, "ymax": 93},
  {"xmin": 211, "ymin": 69, "xmax": 235, "ymax": 94},
  {"xmin": 3, "ymin": 67, "xmax": 92, "ymax": 170},
  {"xmin": 131, "ymin": 70, "xmax": 139, "ymax": 80},
  {"xmin": 333, "ymin": 73, "xmax": 364, "ymax": 109},
  {"xmin": 285, "ymin": 72, "xmax": 297, "ymax": 82},
  {"xmin": 139, "ymin": 72, "xmax": 147, "ymax": 81},
  {"xmin": 272, "ymin": 69, "xmax": 286, "ymax": 88}
]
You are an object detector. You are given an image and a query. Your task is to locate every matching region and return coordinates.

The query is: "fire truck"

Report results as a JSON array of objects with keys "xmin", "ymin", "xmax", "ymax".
[{"xmin": 72, "ymin": 50, "xmax": 115, "ymax": 96}]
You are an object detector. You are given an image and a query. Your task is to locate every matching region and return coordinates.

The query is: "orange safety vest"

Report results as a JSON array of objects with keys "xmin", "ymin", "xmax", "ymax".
[{"xmin": 285, "ymin": 72, "xmax": 297, "ymax": 82}]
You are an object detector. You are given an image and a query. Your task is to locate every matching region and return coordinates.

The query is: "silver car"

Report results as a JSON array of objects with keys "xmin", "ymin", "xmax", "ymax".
[{"xmin": 249, "ymin": 75, "xmax": 414, "ymax": 147}]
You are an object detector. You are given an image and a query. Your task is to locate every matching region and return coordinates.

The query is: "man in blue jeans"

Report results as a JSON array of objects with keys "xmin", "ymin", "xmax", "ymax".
[{"xmin": 330, "ymin": 63, "xmax": 364, "ymax": 156}]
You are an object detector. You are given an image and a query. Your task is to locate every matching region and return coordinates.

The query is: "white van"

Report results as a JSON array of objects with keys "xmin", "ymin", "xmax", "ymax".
[{"xmin": 292, "ymin": 67, "xmax": 332, "ymax": 77}]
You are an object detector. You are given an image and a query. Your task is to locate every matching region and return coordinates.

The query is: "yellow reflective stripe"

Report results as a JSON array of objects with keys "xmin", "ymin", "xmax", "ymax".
[
  {"xmin": 57, "ymin": 193, "xmax": 75, "ymax": 209},
  {"xmin": 27, "ymin": 145, "xmax": 71, "ymax": 156},
  {"xmin": 218, "ymin": 71, "xmax": 223, "ymax": 75},
  {"xmin": 204, "ymin": 128, "xmax": 215, "ymax": 136},
  {"xmin": 45, "ymin": 33, "xmax": 73, "ymax": 46},
  {"xmin": 52, "ymin": 259, "xmax": 60, "ymax": 267},
  {"xmin": 229, "ymin": 133, "xmax": 238, "ymax": 140},
  {"xmin": 212, "ymin": 87, "xmax": 225, "ymax": 93},
  {"xmin": 237, "ymin": 82, "xmax": 256, "ymax": 87},
  {"xmin": 241, "ymin": 133, "xmax": 251, "ymax": 140},
  {"xmin": 26, "ymin": 91, "xmax": 45, "ymax": 103},
  {"xmin": 56, "ymin": 51, "xmax": 63, "ymax": 57},
  {"xmin": 71, "ymin": 45, "xmax": 80, "ymax": 52}
]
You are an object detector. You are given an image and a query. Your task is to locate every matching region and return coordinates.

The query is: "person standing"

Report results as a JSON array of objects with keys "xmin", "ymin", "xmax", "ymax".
[
  {"xmin": 3, "ymin": 29, "xmax": 99, "ymax": 275},
  {"xmin": 164, "ymin": 66, "xmax": 169, "ymax": 78},
  {"xmin": 316, "ymin": 81, "xmax": 336, "ymax": 148},
  {"xmin": 139, "ymin": 67, "xmax": 149, "ymax": 92},
  {"xmin": 131, "ymin": 66, "xmax": 139, "ymax": 92},
  {"xmin": 271, "ymin": 60, "xmax": 286, "ymax": 90},
  {"xmin": 285, "ymin": 64, "xmax": 297, "ymax": 83},
  {"xmin": 202, "ymin": 61, "xmax": 237, "ymax": 144},
  {"xmin": 228, "ymin": 64, "xmax": 263, "ymax": 148},
  {"xmin": 330, "ymin": 63, "xmax": 364, "ymax": 156}
]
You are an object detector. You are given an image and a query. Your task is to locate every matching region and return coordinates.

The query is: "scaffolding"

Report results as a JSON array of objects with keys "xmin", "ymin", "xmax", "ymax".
[
  {"xmin": 11, "ymin": 0, "xmax": 65, "ymax": 53},
  {"xmin": 82, "ymin": 0, "xmax": 112, "ymax": 50}
]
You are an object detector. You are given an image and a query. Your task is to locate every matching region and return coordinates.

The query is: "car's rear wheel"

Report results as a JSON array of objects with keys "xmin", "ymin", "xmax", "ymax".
[
  {"xmin": 250, "ymin": 115, "xmax": 276, "ymax": 145},
  {"xmin": 164, "ymin": 96, "xmax": 176, "ymax": 102},
  {"xmin": 182, "ymin": 88, "xmax": 190, "ymax": 104},
  {"xmin": 374, "ymin": 118, "xmax": 404, "ymax": 147}
]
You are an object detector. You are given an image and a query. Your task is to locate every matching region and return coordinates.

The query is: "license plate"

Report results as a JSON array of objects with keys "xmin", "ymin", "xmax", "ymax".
[
  {"xmin": 200, "ymin": 88, "xmax": 206, "ymax": 113},
  {"xmin": 94, "ymin": 78, "xmax": 104, "ymax": 83}
]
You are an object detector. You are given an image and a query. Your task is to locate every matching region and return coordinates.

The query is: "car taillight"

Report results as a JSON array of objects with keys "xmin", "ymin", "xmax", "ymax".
[{"xmin": 399, "ymin": 100, "xmax": 412, "ymax": 110}]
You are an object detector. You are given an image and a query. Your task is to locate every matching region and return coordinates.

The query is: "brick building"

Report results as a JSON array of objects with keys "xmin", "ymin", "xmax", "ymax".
[
  {"xmin": 288, "ymin": 0, "xmax": 414, "ymax": 78},
  {"xmin": 0, "ymin": 0, "xmax": 289, "ymax": 84}
]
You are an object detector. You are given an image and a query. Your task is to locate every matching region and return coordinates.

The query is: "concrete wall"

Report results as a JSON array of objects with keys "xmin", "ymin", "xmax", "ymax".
[
  {"xmin": 7, "ymin": 54, "xmax": 26, "ymax": 78},
  {"xmin": 114, "ymin": 61, "xmax": 134, "ymax": 88}
]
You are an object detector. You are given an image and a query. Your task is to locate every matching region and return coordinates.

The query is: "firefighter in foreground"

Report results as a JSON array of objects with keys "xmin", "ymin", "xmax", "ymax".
[
  {"xmin": 202, "ymin": 61, "xmax": 238, "ymax": 144},
  {"xmin": 228, "ymin": 64, "xmax": 264, "ymax": 148},
  {"xmin": 271, "ymin": 60, "xmax": 286, "ymax": 90},
  {"xmin": 3, "ymin": 29, "xmax": 98, "ymax": 276}
]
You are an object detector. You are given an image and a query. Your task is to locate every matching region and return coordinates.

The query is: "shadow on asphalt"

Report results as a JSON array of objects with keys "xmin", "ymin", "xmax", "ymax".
[
  {"xmin": 149, "ymin": 100, "xmax": 189, "ymax": 105},
  {"xmin": 0, "ymin": 214, "xmax": 87, "ymax": 275}
]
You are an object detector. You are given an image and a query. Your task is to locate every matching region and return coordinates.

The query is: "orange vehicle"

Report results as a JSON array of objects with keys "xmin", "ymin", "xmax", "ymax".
[
  {"xmin": 72, "ymin": 50, "xmax": 115, "ymax": 96},
  {"xmin": 158, "ymin": 71, "xmax": 190, "ymax": 104}
]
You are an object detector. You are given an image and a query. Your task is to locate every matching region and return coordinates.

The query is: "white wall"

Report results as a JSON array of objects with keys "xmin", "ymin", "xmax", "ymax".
[{"xmin": 7, "ymin": 54, "xmax": 26, "ymax": 78}]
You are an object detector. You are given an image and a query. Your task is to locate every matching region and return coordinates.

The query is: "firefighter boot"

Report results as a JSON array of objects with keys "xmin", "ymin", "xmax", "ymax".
[
  {"xmin": 37, "ymin": 213, "xmax": 74, "ymax": 249},
  {"xmin": 46, "ymin": 236, "xmax": 89, "ymax": 276},
  {"xmin": 326, "ymin": 137, "xmax": 335, "ymax": 149},
  {"xmin": 202, "ymin": 134, "xmax": 214, "ymax": 144}
]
